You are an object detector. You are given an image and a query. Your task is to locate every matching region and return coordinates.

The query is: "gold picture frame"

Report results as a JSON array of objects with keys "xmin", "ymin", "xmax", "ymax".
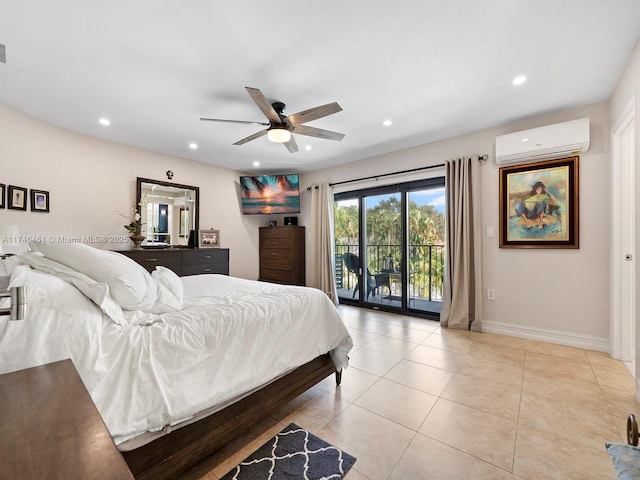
[{"xmin": 499, "ymin": 156, "xmax": 579, "ymax": 249}]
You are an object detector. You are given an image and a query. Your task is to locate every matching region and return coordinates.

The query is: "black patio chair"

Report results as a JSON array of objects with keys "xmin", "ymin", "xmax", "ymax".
[{"xmin": 343, "ymin": 252, "xmax": 390, "ymax": 300}]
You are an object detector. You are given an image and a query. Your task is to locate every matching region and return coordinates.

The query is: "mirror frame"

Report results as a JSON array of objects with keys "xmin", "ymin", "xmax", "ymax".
[{"xmin": 136, "ymin": 177, "xmax": 200, "ymax": 246}]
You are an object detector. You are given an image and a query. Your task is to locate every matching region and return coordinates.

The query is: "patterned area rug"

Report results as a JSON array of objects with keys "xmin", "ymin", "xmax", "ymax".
[{"xmin": 220, "ymin": 423, "xmax": 356, "ymax": 480}]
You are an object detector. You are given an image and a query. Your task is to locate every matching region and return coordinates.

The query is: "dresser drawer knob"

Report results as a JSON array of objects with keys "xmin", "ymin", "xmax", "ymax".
[
  {"xmin": 204, "ymin": 255, "xmax": 211, "ymax": 259},
  {"xmin": 147, "ymin": 258, "xmax": 157, "ymax": 261},
  {"xmin": 204, "ymin": 268, "xmax": 211, "ymax": 272}
]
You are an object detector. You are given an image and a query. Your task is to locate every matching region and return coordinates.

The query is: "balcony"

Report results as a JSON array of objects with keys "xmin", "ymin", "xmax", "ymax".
[{"xmin": 335, "ymin": 243, "xmax": 444, "ymax": 313}]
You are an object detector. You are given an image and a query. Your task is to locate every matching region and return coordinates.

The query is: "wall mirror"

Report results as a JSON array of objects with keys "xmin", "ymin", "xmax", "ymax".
[{"xmin": 136, "ymin": 177, "xmax": 199, "ymax": 247}]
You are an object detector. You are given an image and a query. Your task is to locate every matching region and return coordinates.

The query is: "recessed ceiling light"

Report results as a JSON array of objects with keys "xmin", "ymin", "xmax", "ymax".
[
  {"xmin": 98, "ymin": 118, "xmax": 111, "ymax": 126},
  {"xmin": 189, "ymin": 143, "xmax": 198, "ymax": 150},
  {"xmin": 253, "ymin": 161, "xmax": 260, "ymax": 167},
  {"xmin": 383, "ymin": 119, "xmax": 393, "ymax": 126},
  {"xmin": 521, "ymin": 138, "xmax": 529, "ymax": 142},
  {"xmin": 512, "ymin": 75, "xmax": 527, "ymax": 86},
  {"xmin": 305, "ymin": 145, "xmax": 312, "ymax": 151}
]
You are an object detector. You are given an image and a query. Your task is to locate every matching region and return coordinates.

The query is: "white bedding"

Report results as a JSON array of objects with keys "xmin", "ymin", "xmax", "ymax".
[{"xmin": 0, "ymin": 267, "xmax": 352, "ymax": 447}]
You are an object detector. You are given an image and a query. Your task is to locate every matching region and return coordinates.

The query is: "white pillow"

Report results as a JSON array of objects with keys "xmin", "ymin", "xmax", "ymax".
[
  {"xmin": 152, "ymin": 266, "xmax": 184, "ymax": 305},
  {"xmin": 29, "ymin": 242, "xmax": 182, "ymax": 314},
  {"xmin": 9, "ymin": 265, "xmax": 102, "ymax": 318},
  {"xmin": 19, "ymin": 252, "xmax": 126, "ymax": 325}
]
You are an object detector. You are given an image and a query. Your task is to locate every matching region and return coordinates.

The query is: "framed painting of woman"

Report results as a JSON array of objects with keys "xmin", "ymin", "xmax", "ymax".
[{"xmin": 499, "ymin": 156, "xmax": 579, "ymax": 248}]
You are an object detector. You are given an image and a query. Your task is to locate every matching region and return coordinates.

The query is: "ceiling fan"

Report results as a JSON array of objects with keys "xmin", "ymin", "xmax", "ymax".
[{"xmin": 200, "ymin": 87, "xmax": 344, "ymax": 153}]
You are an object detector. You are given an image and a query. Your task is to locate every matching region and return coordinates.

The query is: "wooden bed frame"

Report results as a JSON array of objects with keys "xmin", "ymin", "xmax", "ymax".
[{"xmin": 121, "ymin": 353, "xmax": 340, "ymax": 480}]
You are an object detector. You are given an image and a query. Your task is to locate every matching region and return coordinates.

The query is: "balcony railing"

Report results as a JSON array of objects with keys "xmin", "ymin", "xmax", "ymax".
[{"xmin": 335, "ymin": 243, "xmax": 444, "ymax": 302}]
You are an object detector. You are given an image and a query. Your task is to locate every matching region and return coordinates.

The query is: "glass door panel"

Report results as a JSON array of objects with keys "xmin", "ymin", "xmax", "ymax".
[
  {"xmin": 408, "ymin": 187, "xmax": 446, "ymax": 314},
  {"xmin": 364, "ymin": 192, "xmax": 402, "ymax": 307},
  {"xmin": 334, "ymin": 198, "xmax": 360, "ymax": 302}
]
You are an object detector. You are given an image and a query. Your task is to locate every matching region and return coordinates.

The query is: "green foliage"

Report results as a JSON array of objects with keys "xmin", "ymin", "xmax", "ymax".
[{"xmin": 335, "ymin": 198, "xmax": 444, "ymax": 248}]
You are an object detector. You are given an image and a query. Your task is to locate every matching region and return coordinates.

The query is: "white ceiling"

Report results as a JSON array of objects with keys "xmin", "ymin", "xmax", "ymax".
[{"xmin": 1, "ymin": 1, "xmax": 639, "ymax": 173}]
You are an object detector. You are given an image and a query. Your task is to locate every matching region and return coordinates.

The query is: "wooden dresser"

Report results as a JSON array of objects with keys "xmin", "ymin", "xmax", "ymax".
[
  {"xmin": 0, "ymin": 359, "xmax": 134, "ymax": 480},
  {"xmin": 259, "ymin": 226, "xmax": 305, "ymax": 286},
  {"xmin": 119, "ymin": 248, "xmax": 229, "ymax": 277}
]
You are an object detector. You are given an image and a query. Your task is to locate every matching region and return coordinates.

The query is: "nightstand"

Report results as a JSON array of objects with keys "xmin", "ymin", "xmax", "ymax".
[{"xmin": 0, "ymin": 359, "xmax": 133, "ymax": 479}]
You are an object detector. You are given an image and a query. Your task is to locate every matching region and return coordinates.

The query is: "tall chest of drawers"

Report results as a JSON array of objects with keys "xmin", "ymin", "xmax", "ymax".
[{"xmin": 259, "ymin": 226, "xmax": 305, "ymax": 286}]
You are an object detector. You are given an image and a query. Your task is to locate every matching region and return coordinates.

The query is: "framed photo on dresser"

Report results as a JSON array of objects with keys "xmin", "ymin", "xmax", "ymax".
[{"xmin": 198, "ymin": 229, "xmax": 220, "ymax": 248}]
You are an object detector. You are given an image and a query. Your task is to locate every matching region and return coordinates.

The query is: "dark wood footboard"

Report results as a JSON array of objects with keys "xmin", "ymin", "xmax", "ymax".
[{"xmin": 122, "ymin": 353, "xmax": 337, "ymax": 480}]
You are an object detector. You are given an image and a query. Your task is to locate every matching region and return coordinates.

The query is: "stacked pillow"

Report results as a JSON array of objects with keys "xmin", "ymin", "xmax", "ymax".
[
  {"xmin": 19, "ymin": 252, "xmax": 126, "ymax": 324},
  {"xmin": 25, "ymin": 242, "xmax": 184, "ymax": 323}
]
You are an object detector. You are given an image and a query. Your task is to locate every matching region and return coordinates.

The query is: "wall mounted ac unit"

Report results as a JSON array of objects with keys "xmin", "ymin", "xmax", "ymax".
[{"xmin": 495, "ymin": 117, "xmax": 590, "ymax": 167}]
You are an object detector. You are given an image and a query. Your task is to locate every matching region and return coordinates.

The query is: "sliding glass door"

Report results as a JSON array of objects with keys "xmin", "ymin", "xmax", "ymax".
[
  {"xmin": 364, "ymin": 192, "xmax": 402, "ymax": 307},
  {"xmin": 334, "ymin": 198, "xmax": 361, "ymax": 302},
  {"xmin": 334, "ymin": 178, "xmax": 445, "ymax": 318},
  {"xmin": 407, "ymin": 187, "xmax": 445, "ymax": 315}
]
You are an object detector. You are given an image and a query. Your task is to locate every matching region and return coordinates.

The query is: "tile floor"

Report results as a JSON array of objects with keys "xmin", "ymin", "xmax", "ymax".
[{"xmin": 184, "ymin": 305, "xmax": 638, "ymax": 479}]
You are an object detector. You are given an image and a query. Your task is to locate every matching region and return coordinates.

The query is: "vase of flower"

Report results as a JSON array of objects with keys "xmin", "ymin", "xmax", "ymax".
[
  {"xmin": 118, "ymin": 196, "xmax": 147, "ymax": 249},
  {"xmin": 129, "ymin": 233, "xmax": 146, "ymax": 249}
]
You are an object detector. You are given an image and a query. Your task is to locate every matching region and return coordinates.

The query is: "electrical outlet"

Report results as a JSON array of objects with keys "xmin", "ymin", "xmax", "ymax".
[{"xmin": 487, "ymin": 289, "xmax": 495, "ymax": 300}]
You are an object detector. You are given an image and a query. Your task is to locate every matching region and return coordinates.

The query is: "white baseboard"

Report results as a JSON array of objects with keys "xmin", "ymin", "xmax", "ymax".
[{"xmin": 480, "ymin": 320, "xmax": 610, "ymax": 352}]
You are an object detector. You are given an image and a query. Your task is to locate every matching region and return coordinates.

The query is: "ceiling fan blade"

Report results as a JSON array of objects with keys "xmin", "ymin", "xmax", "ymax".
[
  {"xmin": 286, "ymin": 102, "xmax": 342, "ymax": 126},
  {"xmin": 284, "ymin": 135, "xmax": 299, "ymax": 153},
  {"xmin": 200, "ymin": 117, "xmax": 270, "ymax": 126},
  {"xmin": 233, "ymin": 129, "xmax": 268, "ymax": 145},
  {"xmin": 292, "ymin": 125, "xmax": 345, "ymax": 141},
  {"xmin": 245, "ymin": 87, "xmax": 282, "ymax": 124}
]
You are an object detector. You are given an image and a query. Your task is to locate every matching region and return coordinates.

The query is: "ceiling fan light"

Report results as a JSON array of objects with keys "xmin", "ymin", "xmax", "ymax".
[{"xmin": 267, "ymin": 128, "xmax": 291, "ymax": 143}]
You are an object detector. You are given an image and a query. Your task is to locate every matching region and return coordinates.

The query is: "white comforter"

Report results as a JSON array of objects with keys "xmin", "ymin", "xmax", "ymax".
[{"xmin": 0, "ymin": 272, "xmax": 352, "ymax": 446}]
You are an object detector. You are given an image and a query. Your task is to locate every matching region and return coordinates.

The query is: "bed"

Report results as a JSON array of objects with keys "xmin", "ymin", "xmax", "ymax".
[{"xmin": 0, "ymin": 243, "xmax": 353, "ymax": 479}]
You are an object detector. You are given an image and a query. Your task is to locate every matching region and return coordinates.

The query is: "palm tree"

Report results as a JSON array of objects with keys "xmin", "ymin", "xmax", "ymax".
[{"xmin": 240, "ymin": 175, "xmax": 298, "ymax": 198}]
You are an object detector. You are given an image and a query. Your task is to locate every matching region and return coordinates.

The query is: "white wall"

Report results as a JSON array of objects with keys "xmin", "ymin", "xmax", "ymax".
[
  {"xmin": 0, "ymin": 102, "xmax": 261, "ymax": 280},
  {"xmin": 301, "ymin": 101, "xmax": 611, "ymax": 350},
  {"xmin": 609, "ymin": 38, "xmax": 640, "ymax": 388},
  {"xmin": 0, "ymin": 94, "xmax": 616, "ymax": 350}
]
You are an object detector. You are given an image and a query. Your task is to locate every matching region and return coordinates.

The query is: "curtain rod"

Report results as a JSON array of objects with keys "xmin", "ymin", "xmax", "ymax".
[{"xmin": 328, "ymin": 154, "xmax": 489, "ymax": 187}]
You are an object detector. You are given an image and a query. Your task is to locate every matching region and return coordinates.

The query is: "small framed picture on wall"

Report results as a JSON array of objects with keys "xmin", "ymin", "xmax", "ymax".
[
  {"xmin": 8, "ymin": 185, "xmax": 27, "ymax": 211},
  {"xmin": 30, "ymin": 189, "xmax": 50, "ymax": 213},
  {"xmin": 0, "ymin": 183, "xmax": 5, "ymax": 209}
]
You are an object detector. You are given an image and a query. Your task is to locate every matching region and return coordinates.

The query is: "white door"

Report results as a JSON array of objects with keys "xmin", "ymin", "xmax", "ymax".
[{"xmin": 611, "ymin": 95, "xmax": 636, "ymax": 375}]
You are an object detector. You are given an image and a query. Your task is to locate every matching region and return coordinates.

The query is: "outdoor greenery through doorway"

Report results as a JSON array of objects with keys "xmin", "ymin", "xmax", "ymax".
[{"xmin": 334, "ymin": 177, "xmax": 445, "ymax": 318}]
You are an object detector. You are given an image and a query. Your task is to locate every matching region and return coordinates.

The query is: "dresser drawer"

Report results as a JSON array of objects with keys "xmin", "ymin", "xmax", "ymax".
[
  {"xmin": 260, "ymin": 268, "xmax": 294, "ymax": 284},
  {"xmin": 120, "ymin": 250, "xmax": 181, "ymax": 274},
  {"xmin": 182, "ymin": 262, "xmax": 229, "ymax": 276},
  {"xmin": 259, "ymin": 227, "xmax": 294, "ymax": 239},
  {"xmin": 259, "ymin": 236, "xmax": 292, "ymax": 249},
  {"xmin": 260, "ymin": 248, "xmax": 292, "ymax": 261},
  {"xmin": 182, "ymin": 249, "xmax": 228, "ymax": 265},
  {"xmin": 116, "ymin": 248, "xmax": 229, "ymax": 277},
  {"xmin": 260, "ymin": 258, "xmax": 292, "ymax": 271}
]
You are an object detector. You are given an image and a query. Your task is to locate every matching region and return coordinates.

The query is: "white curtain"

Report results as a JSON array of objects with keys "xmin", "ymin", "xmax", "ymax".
[
  {"xmin": 309, "ymin": 183, "xmax": 338, "ymax": 304},
  {"xmin": 440, "ymin": 157, "xmax": 483, "ymax": 331}
]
